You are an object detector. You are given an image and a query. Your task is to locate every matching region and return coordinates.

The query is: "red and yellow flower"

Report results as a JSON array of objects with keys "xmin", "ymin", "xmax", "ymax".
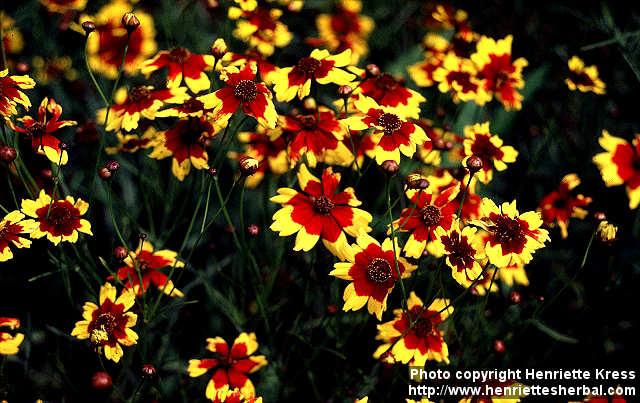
[
  {"xmin": 141, "ymin": 48, "xmax": 215, "ymax": 93},
  {"xmin": 188, "ymin": 332, "xmax": 268, "ymax": 399},
  {"xmin": 8, "ymin": 97, "xmax": 76, "ymax": 165},
  {"xmin": 539, "ymin": 174, "xmax": 592, "ymax": 239},
  {"xmin": 462, "ymin": 122, "xmax": 518, "ymax": 184},
  {"xmin": 427, "ymin": 169, "xmax": 482, "ymax": 221},
  {"xmin": 223, "ymin": 50, "xmax": 279, "ymax": 85},
  {"xmin": 228, "ymin": 5, "xmax": 292, "ymax": 57},
  {"xmin": 270, "ymin": 165, "xmax": 372, "ymax": 260},
  {"xmin": 432, "ymin": 54, "xmax": 490, "ymax": 106},
  {"xmin": 1, "ymin": 12, "xmax": 24, "ymax": 55},
  {"xmin": 71, "ymin": 283, "xmax": 138, "ymax": 363},
  {"xmin": 21, "ymin": 190, "xmax": 93, "ymax": 245},
  {"xmin": 0, "ymin": 210, "xmax": 36, "ymax": 263},
  {"xmin": 432, "ymin": 220, "xmax": 486, "ymax": 288},
  {"xmin": 592, "ymin": 130, "xmax": 640, "ymax": 209},
  {"xmin": 565, "ymin": 56, "xmax": 606, "ymax": 94},
  {"xmin": 373, "ymin": 292, "xmax": 453, "ymax": 366},
  {"xmin": 0, "ymin": 317, "xmax": 24, "ymax": 356},
  {"xmin": 343, "ymin": 96, "xmax": 428, "ymax": 164},
  {"xmin": 0, "ymin": 69, "xmax": 35, "ymax": 117},
  {"xmin": 84, "ymin": 0, "xmax": 157, "ymax": 78},
  {"xmin": 105, "ymin": 127, "xmax": 158, "ymax": 155},
  {"xmin": 472, "ymin": 198, "xmax": 549, "ymax": 268},
  {"xmin": 41, "ymin": 0, "xmax": 87, "ymax": 13},
  {"xmin": 211, "ymin": 385, "xmax": 263, "ymax": 403},
  {"xmin": 497, "ymin": 261, "xmax": 529, "ymax": 287},
  {"xmin": 330, "ymin": 233, "xmax": 416, "ymax": 320},
  {"xmin": 232, "ymin": 126, "xmax": 288, "ymax": 188},
  {"xmin": 273, "ymin": 49, "xmax": 355, "ymax": 102},
  {"xmin": 356, "ymin": 72, "xmax": 426, "ymax": 119}
]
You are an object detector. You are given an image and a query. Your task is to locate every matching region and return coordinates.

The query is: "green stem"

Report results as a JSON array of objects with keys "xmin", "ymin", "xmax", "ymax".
[{"xmin": 386, "ymin": 178, "xmax": 408, "ymax": 313}]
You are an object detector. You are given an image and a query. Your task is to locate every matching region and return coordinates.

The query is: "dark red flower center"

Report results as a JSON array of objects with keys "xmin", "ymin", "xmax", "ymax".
[
  {"xmin": 552, "ymin": 197, "xmax": 567, "ymax": 209},
  {"xmin": 442, "ymin": 232, "xmax": 475, "ymax": 270},
  {"xmin": 182, "ymin": 97, "xmax": 205, "ymax": 113},
  {"xmin": 129, "ymin": 86, "xmax": 151, "ymax": 103},
  {"xmin": 90, "ymin": 312, "xmax": 116, "ymax": 345},
  {"xmin": 26, "ymin": 122, "xmax": 46, "ymax": 138},
  {"xmin": 311, "ymin": 195, "xmax": 335, "ymax": 215},
  {"xmin": 376, "ymin": 73, "xmax": 399, "ymax": 91},
  {"xmin": 180, "ymin": 117, "xmax": 208, "ymax": 145},
  {"xmin": 48, "ymin": 204, "xmax": 73, "ymax": 226},
  {"xmin": 296, "ymin": 57, "xmax": 322, "ymax": 76},
  {"xmin": 421, "ymin": 205, "xmax": 442, "ymax": 227},
  {"xmin": 409, "ymin": 308, "xmax": 436, "ymax": 338},
  {"xmin": 168, "ymin": 47, "xmax": 190, "ymax": 63},
  {"xmin": 377, "ymin": 113, "xmax": 402, "ymax": 132},
  {"xmin": 233, "ymin": 80, "xmax": 258, "ymax": 102},
  {"xmin": 0, "ymin": 224, "xmax": 9, "ymax": 240},
  {"xmin": 492, "ymin": 215, "xmax": 525, "ymax": 245},
  {"xmin": 299, "ymin": 114, "xmax": 317, "ymax": 129},
  {"xmin": 569, "ymin": 71, "xmax": 595, "ymax": 87},
  {"xmin": 366, "ymin": 258, "xmax": 392, "ymax": 284}
]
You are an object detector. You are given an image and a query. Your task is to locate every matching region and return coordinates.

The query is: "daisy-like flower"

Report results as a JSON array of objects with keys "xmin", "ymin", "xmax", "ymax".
[
  {"xmin": 212, "ymin": 385, "xmax": 263, "ymax": 403},
  {"xmin": 592, "ymin": 130, "xmax": 640, "ymax": 209},
  {"xmin": 21, "ymin": 190, "xmax": 93, "ymax": 245},
  {"xmin": 431, "ymin": 220, "xmax": 486, "ymax": 288},
  {"xmin": 343, "ymin": 96, "xmax": 428, "ymax": 164},
  {"xmin": 148, "ymin": 116, "xmax": 218, "ymax": 181},
  {"xmin": 41, "ymin": 0, "xmax": 87, "ymax": 13},
  {"xmin": 188, "ymin": 332, "xmax": 268, "ymax": 399},
  {"xmin": 224, "ymin": 50, "xmax": 279, "ymax": 85},
  {"xmin": 470, "ymin": 35, "xmax": 528, "ymax": 111},
  {"xmin": 232, "ymin": 126, "xmax": 288, "ymax": 188},
  {"xmin": 432, "ymin": 53, "xmax": 490, "ymax": 106},
  {"xmin": 101, "ymin": 86, "xmax": 189, "ymax": 132},
  {"xmin": 497, "ymin": 261, "xmax": 529, "ymax": 287},
  {"xmin": 0, "ymin": 69, "xmax": 35, "ymax": 117},
  {"xmin": 227, "ymin": 5, "xmax": 292, "ymax": 57},
  {"xmin": 1, "ymin": 12, "xmax": 24, "ymax": 55},
  {"xmin": 539, "ymin": 174, "xmax": 592, "ymax": 239},
  {"xmin": 330, "ymin": 233, "xmax": 416, "ymax": 320},
  {"xmin": 565, "ymin": 56, "xmax": 606, "ymax": 94},
  {"xmin": 110, "ymin": 241, "xmax": 184, "ymax": 297},
  {"xmin": 105, "ymin": 127, "xmax": 158, "ymax": 155},
  {"xmin": 428, "ymin": 169, "xmax": 482, "ymax": 221},
  {"xmin": 356, "ymin": 72, "xmax": 426, "ymax": 119},
  {"xmin": 596, "ymin": 220, "xmax": 618, "ymax": 242},
  {"xmin": 8, "ymin": 97, "xmax": 76, "ymax": 165},
  {"xmin": 0, "ymin": 210, "xmax": 36, "ymax": 263},
  {"xmin": 472, "ymin": 198, "xmax": 549, "ymax": 268},
  {"xmin": 0, "ymin": 317, "xmax": 24, "ymax": 355},
  {"xmin": 373, "ymin": 292, "xmax": 453, "ymax": 366},
  {"xmin": 84, "ymin": 0, "xmax": 157, "ymax": 78},
  {"xmin": 272, "ymin": 49, "xmax": 355, "ymax": 102},
  {"xmin": 393, "ymin": 184, "xmax": 459, "ymax": 258},
  {"xmin": 270, "ymin": 165, "xmax": 372, "ymax": 260},
  {"xmin": 71, "ymin": 283, "xmax": 138, "ymax": 363},
  {"xmin": 462, "ymin": 122, "xmax": 518, "ymax": 184},
  {"xmin": 141, "ymin": 47, "xmax": 215, "ymax": 93}
]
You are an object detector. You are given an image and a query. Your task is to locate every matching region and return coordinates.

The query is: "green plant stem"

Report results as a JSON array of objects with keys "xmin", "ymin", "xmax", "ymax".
[{"xmin": 386, "ymin": 178, "xmax": 408, "ymax": 313}]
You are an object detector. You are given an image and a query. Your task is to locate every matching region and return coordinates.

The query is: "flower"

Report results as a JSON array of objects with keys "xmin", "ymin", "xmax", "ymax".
[
  {"xmin": 21, "ymin": 190, "xmax": 93, "ymax": 245},
  {"xmin": 211, "ymin": 385, "xmax": 263, "ymax": 403},
  {"xmin": 596, "ymin": 220, "xmax": 618, "ymax": 242},
  {"xmin": 231, "ymin": 125, "xmax": 288, "ymax": 188},
  {"xmin": 84, "ymin": 0, "xmax": 157, "ymax": 78},
  {"xmin": 187, "ymin": 332, "xmax": 268, "ymax": 399},
  {"xmin": 41, "ymin": 0, "xmax": 87, "ymax": 13},
  {"xmin": 428, "ymin": 169, "xmax": 482, "ymax": 221},
  {"xmin": 0, "ymin": 69, "xmax": 35, "ymax": 117},
  {"xmin": 343, "ymin": 96, "xmax": 428, "ymax": 164},
  {"xmin": 272, "ymin": 49, "xmax": 355, "ymax": 102},
  {"xmin": 105, "ymin": 127, "xmax": 158, "ymax": 155},
  {"xmin": 110, "ymin": 241, "xmax": 184, "ymax": 297},
  {"xmin": 330, "ymin": 233, "xmax": 416, "ymax": 320},
  {"xmin": 0, "ymin": 317, "xmax": 24, "ymax": 355},
  {"xmin": 71, "ymin": 283, "xmax": 138, "ymax": 363},
  {"xmin": 1, "ymin": 12, "xmax": 24, "ymax": 55},
  {"xmin": 472, "ymin": 198, "xmax": 549, "ymax": 267},
  {"xmin": 223, "ymin": 50, "xmax": 279, "ymax": 84},
  {"xmin": 199, "ymin": 63, "xmax": 278, "ymax": 129},
  {"xmin": 373, "ymin": 292, "xmax": 453, "ymax": 366},
  {"xmin": 431, "ymin": 220, "xmax": 486, "ymax": 288},
  {"xmin": 539, "ymin": 174, "xmax": 592, "ymax": 238},
  {"xmin": 227, "ymin": 5, "xmax": 292, "ymax": 57},
  {"xmin": 0, "ymin": 210, "xmax": 36, "ymax": 263},
  {"xmin": 462, "ymin": 122, "xmax": 518, "ymax": 184},
  {"xmin": 356, "ymin": 72, "xmax": 426, "ymax": 119},
  {"xmin": 470, "ymin": 35, "xmax": 528, "ymax": 110},
  {"xmin": 393, "ymin": 184, "xmax": 459, "ymax": 258},
  {"xmin": 565, "ymin": 56, "xmax": 605, "ymax": 94},
  {"xmin": 141, "ymin": 48, "xmax": 215, "ymax": 93},
  {"xmin": 270, "ymin": 165, "xmax": 372, "ymax": 260},
  {"xmin": 497, "ymin": 261, "xmax": 529, "ymax": 287},
  {"xmin": 432, "ymin": 53, "xmax": 490, "ymax": 105},
  {"xmin": 8, "ymin": 97, "xmax": 76, "ymax": 165},
  {"xmin": 592, "ymin": 130, "xmax": 640, "ymax": 209}
]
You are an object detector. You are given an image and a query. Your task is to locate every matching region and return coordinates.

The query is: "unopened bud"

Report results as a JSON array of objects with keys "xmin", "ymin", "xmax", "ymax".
[
  {"xmin": 405, "ymin": 173, "xmax": 429, "ymax": 190},
  {"xmin": 105, "ymin": 160, "xmax": 120, "ymax": 172},
  {"xmin": 247, "ymin": 224, "xmax": 260, "ymax": 236},
  {"xmin": 465, "ymin": 155, "xmax": 483, "ymax": 173},
  {"xmin": 91, "ymin": 371, "xmax": 112, "ymax": 390},
  {"xmin": 381, "ymin": 160, "xmax": 399, "ymax": 176},
  {"xmin": 81, "ymin": 21, "xmax": 96, "ymax": 35},
  {"xmin": 141, "ymin": 364, "xmax": 156, "ymax": 379},
  {"xmin": 337, "ymin": 85, "xmax": 353, "ymax": 98},
  {"xmin": 0, "ymin": 145, "xmax": 17, "ymax": 163},
  {"xmin": 239, "ymin": 156, "xmax": 259, "ymax": 176},
  {"xmin": 365, "ymin": 63, "xmax": 380, "ymax": 78},
  {"xmin": 121, "ymin": 12, "xmax": 140, "ymax": 34},
  {"xmin": 210, "ymin": 38, "xmax": 228, "ymax": 59},
  {"xmin": 113, "ymin": 246, "xmax": 128, "ymax": 261},
  {"xmin": 98, "ymin": 167, "xmax": 112, "ymax": 180}
]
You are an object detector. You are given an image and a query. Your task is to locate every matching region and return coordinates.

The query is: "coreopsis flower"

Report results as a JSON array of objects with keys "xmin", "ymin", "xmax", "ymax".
[
  {"xmin": 7, "ymin": 97, "xmax": 76, "ymax": 165},
  {"xmin": 330, "ymin": 233, "xmax": 416, "ymax": 320},
  {"xmin": 212, "ymin": 385, "xmax": 263, "ymax": 403},
  {"xmin": 539, "ymin": 174, "xmax": 592, "ymax": 239},
  {"xmin": 31, "ymin": 56, "xmax": 78, "ymax": 84},
  {"xmin": 592, "ymin": 130, "xmax": 640, "ymax": 209},
  {"xmin": 84, "ymin": 0, "xmax": 157, "ymax": 78},
  {"xmin": 356, "ymin": 72, "xmax": 426, "ymax": 119},
  {"xmin": 232, "ymin": 126, "xmax": 288, "ymax": 188},
  {"xmin": 0, "ymin": 210, "xmax": 36, "ymax": 262},
  {"xmin": 462, "ymin": 122, "xmax": 518, "ymax": 184},
  {"xmin": 432, "ymin": 54, "xmax": 490, "ymax": 105},
  {"xmin": 110, "ymin": 241, "xmax": 184, "ymax": 297},
  {"xmin": 0, "ymin": 69, "xmax": 35, "ymax": 117},
  {"xmin": 596, "ymin": 220, "xmax": 618, "ymax": 242},
  {"xmin": 428, "ymin": 169, "xmax": 482, "ymax": 221},
  {"xmin": 373, "ymin": 292, "xmax": 453, "ymax": 366},
  {"xmin": 565, "ymin": 56, "xmax": 606, "ymax": 94},
  {"xmin": 105, "ymin": 127, "xmax": 157, "ymax": 155},
  {"xmin": 393, "ymin": 185, "xmax": 459, "ymax": 258},
  {"xmin": 188, "ymin": 332, "xmax": 268, "ymax": 399},
  {"xmin": 101, "ymin": 86, "xmax": 189, "ymax": 132},
  {"xmin": 149, "ymin": 116, "xmax": 218, "ymax": 181},
  {"xmin": 71, "ymin": 283, "xmax": 138, "ymax": 363},
  {"xmin": 270, "ymin": 165, "xmax": 372, "ymax": 260},
  {"xmin": 0, "ymin": 317, "xmax": 24, "ymax": 355},
  {"xmin": 41, "ymin": 0, "xmax": 87, "ymax": 13},
  {"xmin": 343, "ymin": 96, "xmax": 428, "ymax": 164},
  {"xmin": 408, "ymin": 52, "xmax": 445, "ymax": 89},
  {"xmin": 227, "ymin": 5, "xmax": 292, "ymax": 57},
  {"xmin": 199, "ymin": 63, "xmax": 278, "ymax": 129},
  {"xmin": 431, "ymin": 220, "xmax": 486, "ymax": 288},
  {"xmin": 470, "ymin": 35, "xmax": 528, "ymax": 110},
  {"xmin": 1, "ymin": 12, "xmax": 23, "ymax": 55},
  {"xmin": 497, "ymin": 261, "xmax": 529, "ymax": 287},
  {"xmin": 224, "ymin": 50, "xmax": 279, "ymax": 85},
  {"xmin": 272, "ymin": 49, "xmax": 355, "ymax": 102},
  {"xmin": 21, "ymin": 190, "xmax": 93, "ymax": 245},
  {"xmin": 141, "ymin": 48, "xmax": 215, "ymax": 93},
  {"xmin": 472, "ymin": 198, "xmax": 549, "ymax": 267}
]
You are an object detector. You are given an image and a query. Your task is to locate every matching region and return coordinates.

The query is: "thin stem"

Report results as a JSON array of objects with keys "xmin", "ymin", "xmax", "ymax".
[
  {"xmin": 386, "ymin": 178, "xmax": 408, "ymax": 313},
  {"xmin": 455, "ymin": 172, "xmax": 474, "ymax": 220}
]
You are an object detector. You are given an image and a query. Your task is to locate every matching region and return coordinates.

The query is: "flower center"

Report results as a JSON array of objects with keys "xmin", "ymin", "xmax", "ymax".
[
  {"xmin": 569, "ymin": 71, "xmax": 595, "ymax": 87},
  {"xmin": 0, "ymin": 223, "xmax": 8, "ymax": 240},
  {"xmin": 366, "ymin": 258, "xmax": 392, "ymax": 284},
  {"xmin": 552, "ymin": 197, "xmax": 567, "ymax": 209},
  {"xmin": 90, "ymin": 313, "xmax": 116, "ymax": 345},
  {"xmin": 182, "ymin": 97, "xmax": 205, "ymax": 113},
  {"xmin": 377, "ymin": 113, "xmax": 402, "ymax": 132},
  {"xmin": 47, "ymin": 204, "xmax": 73, "ymax": 226},
  {"xmin": 493, "ymin": 215, "xmax": 524, "ymax": 244},
  {"xmin": 311, "ymin": 195, "xmax": 335, "ymax": 215},
  {"xmin": 421, "ymin": 205, "xmax": 442, "ymax": 227},
  {"xmin": 296, "ymin": 57, "xmax": 322, "ymax": 76},
  {"xmin": 26, "ymin": 122, "xmax": 46, "ymax": 138},
  {"xmin": 129, "ymin": 86, "xmax": 151, "ymax": 103},
  {"xmin": 412, "ymin": 316, "xmax": 434, "ymax": 338},
  {"xmin": 233, "ymin": 80, "xmax": 258, "ymax": 102},
  {"xmin": 168, "ymin": 47, "xmax": 190, "ymax": 63},
  {"xmin": 299, "ymin": 114, "xmax": 317, "ymax": 129},
  {"xmin": 376, "ymin": 73, "xmax": 399, "ymax": 91}
]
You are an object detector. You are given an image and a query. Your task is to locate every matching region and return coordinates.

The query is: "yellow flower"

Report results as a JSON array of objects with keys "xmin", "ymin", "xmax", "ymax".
[
  {"xmin": 565, "ymin": 56, "xmax": 606, "ymax": 94},
  {"xmin": 462, "ymin": 122, "xmax": 518, "ymax": 184},
  {"xmin": 433, "ymin": 53, "xmax": 491, "ymax": 106},
  {"xmin": 228, "ymin": 5, "xmax": 292, "ymax": 57},
  {"xmin": 0, "ymin": 210, "xmax": 36, "ymax": 263},
  {"xmin": 41, "ymin": 0, "xmax": 87, "ymax": 14},
  {"xmin": 0, "ymin": 317, "xmax": 24, "ymax": 356},
  {"xmin": 596, "ymin": 220, "xmax": 617, "ymax": 242}
]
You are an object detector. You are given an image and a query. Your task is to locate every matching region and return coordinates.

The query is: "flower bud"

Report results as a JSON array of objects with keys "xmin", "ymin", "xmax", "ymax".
[
  {"xmin": 113, "ymin": 246, "xmax": 128, "ymax": 261},
  {"xmin": 593, "ymin": 211, "xmax": 606, "ymax": 222},
  {"xmin": 493, "ymin": 339, "xmax": 505, "ymax": 353},
  {"xmin": 432, "ymin": 137, "xmax": 446, "ymax": 150},
  {"xmin": 138, "ymin": 232, "xmax": 148, "ymax": 241},
  {"xmin": 105, "ymin": 160, "xmax": 120, "ymax": 172},
  {"xmin": 98, "ymin": 167, "xmax": 112, "ymax": 180},
  {"xmin": 239, "ymin": 156, "xmax": 259, "ymax": 176},
  {"xmin": 365, "ymin": 63, "xmax": 380, "ymax": 78},
  {"xmin": 509, "ymin": 291, "xmax": 521, "ymax": 304},
  {"xmin": 81, "ymin": 20, "xmax": 96, "ymax": 35},
  {"xmin": 141, "ymin": 364, "xmax": 157, "ymax": 379},
  {"xmin": 302, "ymin": 97, "xmax": 316, "ymax": 111},
  {"xmin": 0, "ymin": 145, "xmax": 17, "ymax": 163},
  {"xmin": 405, "ymin": 173, "xmax": 429, "ymax": 190},
  {"xmin": 465, "ymin": 155, "xmax": 483, "ymax": 173},
  {"xmin": 210, "ymin": 38, "xmax": 228, "ymax": 59},
  {"xmin": 91, "ymin": 371, "xmax": 112, "ymax": 390},
  {"xmin": 247, "ymin": 224, "xmax": 260, "ymax": 236},
  {"xmin": 207, "ymin": 167, "xmax": 218, "ymax": 177},
  {"xmin": 337, "ymin": 85, "xmax": 353, "ymax": 98},
  {"xmin": 15, "ymin": 62, "xmax": 30, "ymax": 74},
  {"xmin": 326, "ymin": 304, "xmax": 338, "ymax": 314},
  {"xmin": 59, "ymin": 142, "xmax": 69, "ymax": 151},
  {"xmin": 596, "ymin": 220, "xmax": 617, "ymax": 242},
  {"xmin": 381, "ymin": 160, "xmax": 399, "ymax": 176},
  {"xmin": 121, "ymin": 12, "xmax": 140, "ymax": 34}
]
